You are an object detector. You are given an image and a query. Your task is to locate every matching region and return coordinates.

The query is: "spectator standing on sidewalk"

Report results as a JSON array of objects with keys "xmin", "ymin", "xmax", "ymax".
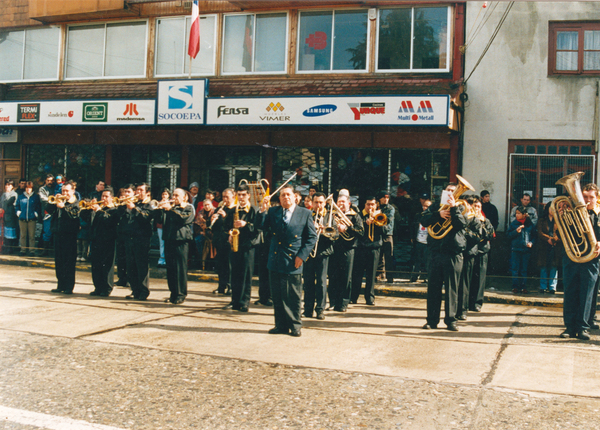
[
  {"xmin": 536, "ymin": 203, "xmax": 561, "ymax": 294},
  {"xmin": 507, "ymin": 206, "xmax": 535, "ymax": 294},
  {"xmin": 0, "ymin": 180, "xmax": 19, "ymax": 254},
  {"xmin": 15, "ymin": 181, "xmax": 40, "ymax": 256},
  {"xmin": 409, "ymin": 198, "xmax": 431, "ymax": 282},
  {"xmin": 480, "ymin": 190, "xmax": 499, "ymax": 232}
]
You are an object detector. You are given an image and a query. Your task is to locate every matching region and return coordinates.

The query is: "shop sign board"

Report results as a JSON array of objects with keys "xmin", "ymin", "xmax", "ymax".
[
  {"xmin": 206, "ymin": 95, "xmax": 449, "ymax": 126},
  {"xmin": 156, "ymin": 79, "xmax": 207, "ymax": 125},
  {"xmin": 0, "ymin": 100, "xmax": 155, "ymax": 125},
  {"xmin": 0, "ymin": 128, "xmax": 18, "ymax": 142}
]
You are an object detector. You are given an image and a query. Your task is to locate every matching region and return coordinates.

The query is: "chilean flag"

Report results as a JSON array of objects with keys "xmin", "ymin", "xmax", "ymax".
[{"xmin": 188, "ymin": 0, "xmax": 200, "ymax": 59}]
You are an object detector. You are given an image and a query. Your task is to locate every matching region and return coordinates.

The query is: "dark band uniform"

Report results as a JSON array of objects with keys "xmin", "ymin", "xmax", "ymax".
[
  {"xmin": 351, "ymin": 210, "xmax": 383, "ymax": 305},
  {"xmin": 217, "ymin": 204, "xmax": 259, "ymax": 310},
  {"xmin": 213, "ymin": 205, "xmax": 233, "ymax": 294},
  {"xmin": 82, "ymin": 205, "xmax": 118, "ymax": 296},
  {"xmin": 155, "ymin": 202, "xmax": 194, "ymax": 304},
  {"xmin": 420, "ymin": 202, "xmax": 467, "ymax": 328},
  {"xmin": 48, "ymin": 197, "xmax": 80, "ymax": 293},
  {"xmin": 118, "ymin": 198, "xmax": 154, "ymax": 300},
  {"xmin": 458, "ymin": 214, "xmax": 482, "ymax": 317},
  {"xmin": 303, "ymin": 209, "xmax": 337, "ymax": 317},
  {"xmin": 330, "ymin": 209, "xmax": 364, "ymax": 311},
  {"xmin": 470, "ymin": 216, "xmax": 494, "ymax": 312}
]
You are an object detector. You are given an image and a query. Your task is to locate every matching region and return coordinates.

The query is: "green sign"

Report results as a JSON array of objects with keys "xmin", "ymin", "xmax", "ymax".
[{"xmin": 83, "ymin": 103, "xmax": 108, "ymax": 122}]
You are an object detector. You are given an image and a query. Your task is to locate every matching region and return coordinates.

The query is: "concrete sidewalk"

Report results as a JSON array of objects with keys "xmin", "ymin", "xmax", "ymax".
[{"xmin": 0, "ymin": 253, "xmax": 565, "ymax": 309}]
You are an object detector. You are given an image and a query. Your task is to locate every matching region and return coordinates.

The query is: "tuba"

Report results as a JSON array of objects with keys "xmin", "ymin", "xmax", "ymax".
[
  {"xmin": 427, "ymin": 174, "xmax": 475, "ymax": 239},
  {"xmin": 550, "ymin": 171, "xmax": 598, "ymax": 263}
]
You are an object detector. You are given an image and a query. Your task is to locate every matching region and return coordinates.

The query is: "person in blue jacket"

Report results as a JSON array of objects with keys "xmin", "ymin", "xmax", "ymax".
[
  {"xmin": 15, "ymin": 181, "xmax": 40, "ymax": 256},
  {"xmin": 507, "ymin": 206, "xmax": 535, "ymax": 294}
]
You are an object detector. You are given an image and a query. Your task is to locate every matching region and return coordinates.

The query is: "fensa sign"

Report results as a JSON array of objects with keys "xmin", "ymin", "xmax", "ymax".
[
  {"xmin": 157, "ymin": 80, "xmax": 207, "ymax": 125},
  {"xmin": 206, "ymin": 96, "xmax": 450, "ymax": 126}
]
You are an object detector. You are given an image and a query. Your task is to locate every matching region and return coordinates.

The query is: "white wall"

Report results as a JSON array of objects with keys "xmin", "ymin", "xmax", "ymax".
[{"xmin": 463, "ymin": 1, "xmax": 600, "ymax": 230}]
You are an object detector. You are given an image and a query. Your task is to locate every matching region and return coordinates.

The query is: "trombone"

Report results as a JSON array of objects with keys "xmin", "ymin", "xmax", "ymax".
[{"xmin": 366, "ymin": 208, "xmax": 388, "ymax": 241}]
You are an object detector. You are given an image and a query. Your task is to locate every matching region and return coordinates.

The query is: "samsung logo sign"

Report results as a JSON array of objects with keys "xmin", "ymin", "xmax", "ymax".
[{"xmin": 302, "ymin": 104, "xmax": 337, "ymax": 117}]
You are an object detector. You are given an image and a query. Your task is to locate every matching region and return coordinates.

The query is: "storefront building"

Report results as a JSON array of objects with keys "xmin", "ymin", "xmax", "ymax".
[{"xmin": 0, "ymin": 0, "xmax": 466, "ymax": 210}]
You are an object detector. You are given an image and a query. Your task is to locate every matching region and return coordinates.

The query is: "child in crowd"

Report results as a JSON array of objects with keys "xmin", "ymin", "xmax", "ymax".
[{"xmin": 508, "ymin": 205, "xmax": 535, "ymax": 294}]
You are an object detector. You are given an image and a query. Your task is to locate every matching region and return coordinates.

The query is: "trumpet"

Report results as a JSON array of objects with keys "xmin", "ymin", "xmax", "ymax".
[
  {"xmin": 114, "ymin": 195, "xmax": 139, "ymax": 206},
  {"xmin": 150, "ymin": 199, "xmax": 175, "ymax": 210},
  {"xmin": 79, "ymin": 199, "xmax": 111, "ymax": 210},
  {"xmin": 48, "ymin": 195, "xmax": 69, "ymax": 204}
]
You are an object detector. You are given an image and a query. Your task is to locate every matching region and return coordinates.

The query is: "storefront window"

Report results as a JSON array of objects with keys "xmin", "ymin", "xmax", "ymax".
[
  {"xmin": 65, "ymin": 21, "xmax": 147, "ymax": 79},
  {"xmin": 330, "ymin": 149, "xmax": 388, "ymax": 202},
  {"xmin": 155, "ymin": 15, "xmax": 216, "ymax": 77},
  {"xmin": 377, "ymin": 6, "xmax": 450, "ymax": 72},
  {"xmin": 0, "ymin": 27, "xmax": 60, "ymax": 82},
  {"xmin": 222, "ymin": 13, "xmax": 287, "ymax": 74},
  {"xmin": 298, "ymin": 10, "xmax": 368, "ymax": 72},
  {"xmin": 273, "ymin": 147, "xmax": 329, "ymax": 195}
]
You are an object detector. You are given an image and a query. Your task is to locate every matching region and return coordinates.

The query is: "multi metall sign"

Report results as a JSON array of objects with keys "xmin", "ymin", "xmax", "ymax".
[
  {"xmin": 206, "ymin": 96, "xmax": 450, "ymax": 126},
  {"xmin": 156, "ymin": 79, "xmax": 207, "ymax": 125}
]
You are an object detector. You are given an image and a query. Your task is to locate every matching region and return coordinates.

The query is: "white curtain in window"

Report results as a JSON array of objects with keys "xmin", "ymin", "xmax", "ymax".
[
  {"xmin": 0, "ymin": 31, "xmax": 24, "ymax": 81},
  {"xmin": 24, "ymin": 27, "xmax": 59, "ymax": 80},
  {"xmin": 223, "ymin": 15, "xmax": 251, "ymax": 73},
  {"xmin": 156, "ymin": 18, "xmax": 185, "ymax": 76},
  {"xmin": 584, "ymin": 30, "xmax": 600, "ymax": 70},
  {"xmin": 66, "ymin": 25, "xmax": 104, "ymax": 78},
  {"xmin": 254, "ymin": 14, "xmax": 286, "ymax": 72},
  {"xmin": 105, "ymin": 22, "xmax": 146, "ymax": 77},
  {"xmin": 556, "ymin": 31, "xmax": 578, "ymax": 71}
]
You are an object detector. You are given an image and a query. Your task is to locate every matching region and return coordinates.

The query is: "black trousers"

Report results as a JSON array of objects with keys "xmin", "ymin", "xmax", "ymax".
[
  {"xmin": 215, "ymin": 240, "xmax": 231, "ymax": 294},
  {"xmin": 54, "ymin": 232, "xmax": 77, "ymax": 293},
  {"xmin": 124, "ymin": 236, "xmax": 151, "ymax": 299},
  {"xmin": 116, "ymin": 237, "xmax": 127, "ymax": 283},
  {"xmin": 303, "ymin": 255, "xmax": 329, "ymax": 315},
  {"xmin": 165, "ymin": 240, "xmax": 188, "ymax": 302},
  {"xmin": 270, "ymin": 270, "xmax": 303, "ymax": 332},
  {"xmin": 330, "ymin": 247, "xmax": 355, "ymax": 309},
  {"xmin": 410, "ymin": 242, "xmax": 428, "ymax": 281},
  {"xmin": 351, "ymin": 247, "xmax": 380, "ymax": 304},
  {"xmin": 377, "ymin": 236, "xmax": 394, "ymax": 282},
  {"xmin": 230, "ymin": 248, "xmax": 255, "ymax": 309},
  {"xmin": 458, "ymin": 254, "xmax": 475, "ymax": 315},
  {"xmin": 257, "ymin": 241, "xmax": 271, "ymax": 303},
  {"xmin": 470, "ymin": 253, "xmax": 489, "ymax": 310},
  {"xmin": 90, "ymin": 238, "xmax": 116, "ymax": 295},
  {"xmin": 426, "ymin": 251, "xmax": 463, "ymax": 326}
]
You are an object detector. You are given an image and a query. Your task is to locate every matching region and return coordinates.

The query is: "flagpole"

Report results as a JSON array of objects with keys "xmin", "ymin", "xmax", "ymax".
[{"xmin": 189, "ymin": 56, "xmax": 192, "ymax": 79}]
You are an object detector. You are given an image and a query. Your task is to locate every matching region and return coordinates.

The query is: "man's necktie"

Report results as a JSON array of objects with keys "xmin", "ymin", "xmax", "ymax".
[{"xmin": 283, "ymin": 208, "xmax": 290, "ymax": 225}]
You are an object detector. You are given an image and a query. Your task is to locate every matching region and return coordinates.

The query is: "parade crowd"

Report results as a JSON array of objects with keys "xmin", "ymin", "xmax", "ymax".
[{"xmin": 0, "ymin": 173, "xmax": 598, "ymax": 340}]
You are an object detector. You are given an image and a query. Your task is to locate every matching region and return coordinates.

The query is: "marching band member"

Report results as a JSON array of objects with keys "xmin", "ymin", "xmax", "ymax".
[
  {"xmin": 457, "ymin": 196, "xmax": 482, "ymax": 321},
  {"xmin": 303, "ymin": 192, "xmax": 337, "ymax": 320},
  {"xmin": 217, "ymin": 184, "xmax": 260, "ymax": 311},
  {"xmin": 376, "ymin": 190, "xmax": 396, "ymax": 284},
  {"xmin": 420, "ymin": 182, "xmax": 467, "ymax": 332},
  {"xmin": 257, "ymin": 185, "xmax": 317, "ymax": 337},
  {"xmin": 211, "ymin": 188, "xmax": 235, "ymax": 296},
  {"xmin": 118, "ymin": 183, "xmax": 154, "ymax": 301},
  {"xmin": 329, "ymin": 194, "xmax": 364, "ymax": 312},
  {"xmin": 155, "ymin": 188, "xmax": 194, "ymax": 305},
  {"xmin": 48, "ymin": 180, "xmax": 80, "ymax": 294},
  {"xmin": 351, "ymin": 196, "xmax": 384, "ymax": 306},
  {"xmin": 470, "ymin": 197, "xmax": 495, "ymax": 313},
  {"xmin": 82, "ymin": 187, "xmax": 118, "ymax": 297}
]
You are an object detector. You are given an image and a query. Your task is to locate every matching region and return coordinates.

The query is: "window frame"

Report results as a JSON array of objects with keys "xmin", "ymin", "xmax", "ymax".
[
  {"xmin": 549, "ymin": 21, "xmax": 600, "ymax": 76},
  {"xmin": 375, "ymin": 5, "xmax": 452, "ymax": 74},
  {"xmin": 64, "ymin": 20, "xmax": 149, "ymax": 81},
  {"xmin": 154, "ymin": 14, "xmax": 217, "ymax": 78},
  {"xmin": 295, "ymin": 8, "xmax": 371, "ymax": 75},
  {"xmin": 0, "ymin": 26, "xmax": 61, "ymax": 83},
  {"xmin": 221, "ymin": 11, "xmax": 289, "ymax": 76}
]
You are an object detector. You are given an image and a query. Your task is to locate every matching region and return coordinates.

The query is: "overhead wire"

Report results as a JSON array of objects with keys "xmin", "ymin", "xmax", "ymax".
[
  {"xmin": 465, "ymin": 1, "xmax": 515, "ymax": 83},
  {"xmin": 464, "ymin": 2, "xmax": 500, "ymax": 50}
]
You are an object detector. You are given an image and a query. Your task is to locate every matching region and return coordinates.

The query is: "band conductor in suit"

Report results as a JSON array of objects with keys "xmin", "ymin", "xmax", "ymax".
[{"xmin": 257, "ymin": 184, "xmax": 317, "ymax": 337}]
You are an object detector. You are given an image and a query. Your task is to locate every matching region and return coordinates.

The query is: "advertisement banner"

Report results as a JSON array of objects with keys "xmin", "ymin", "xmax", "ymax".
[
  {"xmin": 0, "ymin": 128, "xmax": 18, "ymax": 143},
  {"xmin": 206, "ymin": 95, "xmax": 449, "ymax": 126},
  {"xmin": 157, "ymin": 79, "xmax": 207, "ymax": 125},
  {"xmin": 0, "ymin": 100, "xmax": 155, "ymax": 125}
]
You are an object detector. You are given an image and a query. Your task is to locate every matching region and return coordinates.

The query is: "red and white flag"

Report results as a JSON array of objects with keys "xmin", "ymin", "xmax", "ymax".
[{"xmin": 188, "ymin": 0, "xmax": 200, "ymax": 59}]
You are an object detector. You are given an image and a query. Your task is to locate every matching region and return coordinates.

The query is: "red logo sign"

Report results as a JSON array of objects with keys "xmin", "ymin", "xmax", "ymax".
[
  {"xmin": 306, "ymin": 31, "xmax": 327, "ymax": 50},
  {"xmin": 123, "ymin": 103, "xmax": 139, "ymax": 116}
]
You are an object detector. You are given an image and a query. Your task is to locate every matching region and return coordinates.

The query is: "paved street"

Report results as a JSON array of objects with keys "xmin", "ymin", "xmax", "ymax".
[{"xmin": 2, "ymin": 265, "xmax": 600, "ymax": 429}]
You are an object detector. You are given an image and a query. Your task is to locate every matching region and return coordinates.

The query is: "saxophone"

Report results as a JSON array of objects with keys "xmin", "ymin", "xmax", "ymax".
[{"xmin": 229, "ymin": 204, "xmax": 240, "ymax": 253}]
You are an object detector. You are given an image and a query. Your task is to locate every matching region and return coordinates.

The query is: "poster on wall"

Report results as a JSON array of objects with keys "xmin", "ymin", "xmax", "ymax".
[{"xmin": 156, "ymin": 79, "xmax": 207, "ymax": 125}]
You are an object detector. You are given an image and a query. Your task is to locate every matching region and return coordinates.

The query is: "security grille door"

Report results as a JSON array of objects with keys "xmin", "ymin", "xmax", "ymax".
[{"xmin": 508, "ymin": 154, "xmax": 596, "ymax": 228}]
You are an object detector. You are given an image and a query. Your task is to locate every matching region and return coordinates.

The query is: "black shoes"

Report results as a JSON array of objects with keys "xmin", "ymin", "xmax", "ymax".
[
  {"xmin": 590, "ymin": 324, "xmax": 600, "ymax": 330},
  {"xmin": 316, "ymin": 311, "xmax": 325, "ymax": 320},
  {"xmin": 222, "ymin": 302, "xmax": 234, "ymax": 310},
  {"xmin": 51, "ymin": 288, "xmax": 63, "ymax": 293},
  {"xmin": 125, "ymin": 294, "xmax": 136, "ymax": 300},
  {"xmin": 255, "ymin": 299, "xmax": 273, "ymax": 306},
  {"xmin": 560, "ymin": 330, "xmax": 576, "ymax": 339},
  {"xmin": 239, "ymin": 306, "xmax": 249, "ymax": 312},
  {"xmin": 366, "ymin": 301, "xmax": 375, "ymax": 306},
  {"xmin": 268, "ymin": 327, "xmax": 289, "ymax": 335},
  {"xmin": 302, "ymin": 312, "xmax": 313, "ymax": 318},
  {"xmin": 350, "ymin": 300, "xmax": 357, "ymax": 304},
  {"xmin": 446, "ymin": 322, "xmax": 459, "ymax": 332},
  {"xmin": 457, "ymin": 314, "xmax": 467, "ymax": 321},
  {"xmin": 578, "ymin": 330, "xmax": 591, "ymax": 341},
  {"xmin": 290, "ymin": 329, "xmax": 302, "ymax": 337},
  {"xmin": 90, "ymin": 290, "xmax": 101, "ymax": 296},
  {"xmin": 422, "ymin": 323, "xmax": 437, "ymax": 330}
]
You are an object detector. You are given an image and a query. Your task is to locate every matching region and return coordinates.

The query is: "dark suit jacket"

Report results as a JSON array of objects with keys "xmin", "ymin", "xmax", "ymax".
[{"xmin": 257, "ymin": 205, "xmax": 317, "ymax": 275}]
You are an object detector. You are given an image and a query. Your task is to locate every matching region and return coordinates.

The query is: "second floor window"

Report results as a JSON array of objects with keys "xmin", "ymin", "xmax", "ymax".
[
  {"xmin": 0, "ymin": 27, "xmax": 60, "ymax": 82},
  {"xmin": 550, "ymin": 22, "xmax": 600, "ymax": 74},
  {"xmin": 65, "ymin": 21, "xmax": 147, "ymax": 79},
  {"xmin": 222, "ymin": 13, "xmax": 287, "ymax": 74},
  {"xmin": 377, "ymin": 6, "xmax": 450, "ymax": 73},
  {"xmin": 297, "ymin": 10, "xmax": 368, "ymax": 72}
]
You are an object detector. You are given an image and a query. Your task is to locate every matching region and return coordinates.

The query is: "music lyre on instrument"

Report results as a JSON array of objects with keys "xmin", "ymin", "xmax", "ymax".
[
  {"xmin": 310, "ymin": 193, "xmax": 334, "ymax": 258},
  {"xmin": 550, "ymin": 171, "xmax": 598, "ymax": 263},
  {"xmin": 239, "ymin": 178, "xmax": 269, "ymax": 211}
]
